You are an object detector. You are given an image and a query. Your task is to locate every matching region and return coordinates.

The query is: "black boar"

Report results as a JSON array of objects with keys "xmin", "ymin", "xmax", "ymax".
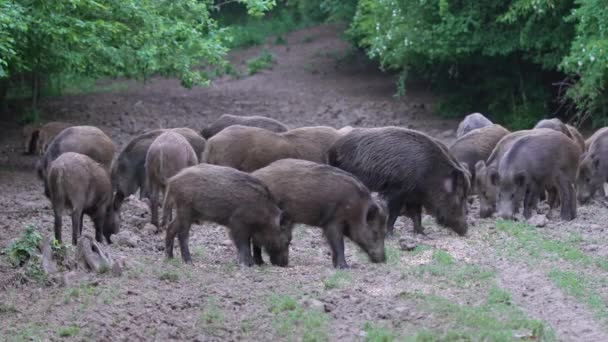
[
  {"xmin": 22, "ymin": 123, "xmax": 40, "ymax": 155},
  {"xmin": 37, "ymin": 126, "xmax": 116, "ymax": 194},
  {"xmin": 111, "ymin": 127, "xmax": 205, "ymax": 212},
  {"xmin": 48, "ymin": 152, "xmax": 119, "ymax": 245},
  {"xmin": 456, "ymin": 113, "xmax": 493, "ymax": 138},
  {"xmin": 201, "ymin": 114, "xmax": 288, "ymax": 139},
  {"xmin": 496, "ymin": 130, "xmax": 580, "ymax": 220},
  {"xmin": 449, "ymin": 124, "xmax": 509, "ymax": 185},
  {"xmin": 577, "ymin": 128, "xmax": 608, "ymax": 203},
  {"xmin": 329, "ymin": 127, "xmax": 470, "ymax": 236},
  {"xmin": 145, "ymin": 132, "xmax": 198, "ymax": 228},
  {"xmin": 162, "ymin": 164, "xmax": 290, "ymax": 266},
  {"xmin": 252, "ymin": 159, "xmax": 387, "ymax": 268}
]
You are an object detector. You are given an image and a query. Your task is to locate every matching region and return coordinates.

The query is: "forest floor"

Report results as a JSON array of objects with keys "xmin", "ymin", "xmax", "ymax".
[{"xmin": 1, "ymin": 24, "xmax": 607, "ymax": 341}]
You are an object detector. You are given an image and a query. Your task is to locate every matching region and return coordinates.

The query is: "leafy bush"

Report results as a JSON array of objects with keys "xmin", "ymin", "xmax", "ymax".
[
  {"xmin": 247, "ymin": 49, "xmax": 276, "ymax": 75},
  {"xmin": 4, "ymin": 226, "xmax": 42, "ymax": 267}
]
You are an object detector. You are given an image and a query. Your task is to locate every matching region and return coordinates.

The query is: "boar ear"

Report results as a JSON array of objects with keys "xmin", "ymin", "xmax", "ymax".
[
  {"xmin": 514, "ymin": 172, "xmax": 526, "ymax": 187},
  {"xmin": 592, "ymin": 156, "xmax": 600, "ymax": 170},
  {"xmin": 366, "ymin": 203, "xmax": 379, "ymax": 223},
  {"xmin": 489, "ymin": 169, "xmax": 499, "ymax": 186},
  {"xmin": 279, "ymin": 211, "xmax": 292, "ymax": 229}
]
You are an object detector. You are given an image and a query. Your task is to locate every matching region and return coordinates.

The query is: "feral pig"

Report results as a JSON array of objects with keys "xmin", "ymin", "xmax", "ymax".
[
  {"xmin": 203, "ymin": 125, "xmax": 297, "ymax": 171},
  {"xmin": 533, "ymin": 118, "xmax": 571, "ymax": 138},
  {"xmin": 22, "ymin": 123, "xmax": 41, "ymax": 154},
  {"xmin": 496, "ymin": 130, "xmax": 580, "ymax": 220},
  {"xmin": 456, "ymin": 113, "xmax": 493, "ymax": 138},
  {"xmin": 566, "ymin": 124, "xmax": 586, "ymax": 152},
  {"xmin": 449, "ymin": 124, "xmax": 509, "ymax": 186},
  {"xmin": 162, "ymin": 164, "xmax": 290, "ymax": 266},
  {"xmin": 48, "ymin": 152, "xmax": 118, "ymax": 245},
  {"xmin": 37, "ymin": 126, "xmax": 116, "ymax": 195},
  {"xmin": 585, "ymin": 127, "xmax": 608, "ymax": 150},
  {"xmin": 252, "ymin": 159, "xmax": 387, "ymax": 269},
  {"xmin": 329, "ymin": 127, "xmax": 470, "ymax": 236},
  {"xmin": 36, "ymin": 122, "xmax": 72, "ymax": 155},
  {"xmin": 577, "ymin": 128, "xmax": 608, "ymax": 203},
  {"xmin": 145, "ymin": 132, "xmax": 198, "ymax": 228},
  {"xmin": 111, "ymin": 127, "xmax": 205, "ymax": 212},
  {"xmin": 281, "ymin": 126, "xmax": 344, "ymax": 163},
  {"xmin": 201, "ymin": 114, "xmax": 288, "ymax": 139}
]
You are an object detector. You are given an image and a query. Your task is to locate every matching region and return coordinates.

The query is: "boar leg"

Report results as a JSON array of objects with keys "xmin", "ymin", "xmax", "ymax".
[
  {"xmin": 165, "ymin": 217, "xmax": 182, "ymax": 259},
  {"xmin": 385, "ymin": 193, "xmax": 405, "ymax": 236},
  {"xmin": 71, "ymin": 209, "xmax": 83, "ymax": 246},
  {"xmin": 92, "ymin": 205, "xmax": 106, "ymax": 243},
  {"xmin": 229, "ymin": 227, "xmax": 254, "ymax": 267},
  {"xmin": 177, "ymin": 225, "xmax": 192, "ymax": 264},
  {"xmin": 523, "ymin": 185, "xmax": 539, "ymax": 219},
  {"xmin": 557, "ymin": 177, "xmax": 577, "ymax": 220},
  {"xmin": 324, "ymin": 222, "xmax": 348, "ymax": 269},
  {"xmin": 405, "ymin": 203, "xmax": 425, "ymax": 236},
  {"xmin": 149, "ymin": 185, "xmax": 160, "ymax": 229},
  {"xmin": 53, "ymin": 209, "xmax": 63, "ymax": 244},
  {"xmin": 253, "ymin": 244, "xmax": 265, "ymax": 265}
]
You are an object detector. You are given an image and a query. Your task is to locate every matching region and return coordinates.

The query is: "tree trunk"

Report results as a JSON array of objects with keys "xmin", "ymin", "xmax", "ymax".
[{"xmin": 0, "ymin": 78, "xmax": 8, "ymax": 115}]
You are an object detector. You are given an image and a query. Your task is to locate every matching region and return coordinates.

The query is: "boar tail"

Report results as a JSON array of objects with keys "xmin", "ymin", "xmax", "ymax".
[{"xmin": 161, "ymin": 182, "xmax": 173, "ymax": 228}]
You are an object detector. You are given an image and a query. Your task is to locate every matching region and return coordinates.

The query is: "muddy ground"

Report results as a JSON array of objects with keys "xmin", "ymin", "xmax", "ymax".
[{"xmin": 1, "ymin": 24, "xmax": 607, "ymax": 341}]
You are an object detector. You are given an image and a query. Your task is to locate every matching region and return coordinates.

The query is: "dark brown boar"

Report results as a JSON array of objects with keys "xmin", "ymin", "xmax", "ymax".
[
  {"xmin": 201, "ymin": 114, "xmax": 288, "ymax": 139},
  {"xmin": 496, "ymin": 130, "xmax": 580, "ymax": 220},
  {"xmin": 161, "ymin": 164, "xmax": 290, "ymax": 266},
  {"xmin": 37, "ymin": 126, "xmax": 116, "ymax": 194},
  {"xmin": 203, "ymin": 125, "xmax": 297, "ymax": 172},
  {"xmin": 252, "ymin": 159, "xmax": 387, "ymax": 269},
  {"xmin": 145, "ymin": 132, "xmax": 198, "ymax": 228},
  {"xmin": 48, "ymin": 152, "xmax": 119, "ymax": 245},
  {"xmin": 328, "ymin": 127, "xmax": 470, "ymax": 236},
  {"xmin": 456, "ymin": 113, "xmax": 493, "ymax": 138},
  {"xmin": 449, "ymin": 124, "xmax": 509, "ymax": 185},
  {"xmin": 577, "ymin": 128, "xmax": 608, "ymax": 203},
  {"xmin": 22, "ymin": 123, "xmax": 41, "ymax": 155},
  {"xmin": 110, "ymin": 127, "xmax": 205, "ymax": 212}
]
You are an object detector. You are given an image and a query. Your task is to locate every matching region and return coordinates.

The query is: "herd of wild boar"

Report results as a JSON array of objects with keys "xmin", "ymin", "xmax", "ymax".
[{"xmin": 21, "ymin": 112, "xmax": 607, "ymax": 269}]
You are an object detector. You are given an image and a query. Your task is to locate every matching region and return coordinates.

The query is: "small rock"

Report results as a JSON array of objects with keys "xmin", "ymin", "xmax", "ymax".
[
  {"xmin": 323, "ymin": 303, "xmax": 335, "ymax": 313},
  {"xmin": 113, "ymin": 230, "xmax": 140, "ymax": 247},
  {"xmin": 527, "ymin": 214, "xmax": 547, "ymax": 227},
  {"xmin": 111, "ymin": 261, "xmax": 123, "ymax": 277},
  {"xmin": 300, "ymin": 298, "xmax": 324, "ymax": 311},
  {"xmin": 399, "ymin": 237, "xmax": 417, "ymax": 251},
  {"xmin": 142, "ymin": 223, "xmax": 157, "ymax": 236}
]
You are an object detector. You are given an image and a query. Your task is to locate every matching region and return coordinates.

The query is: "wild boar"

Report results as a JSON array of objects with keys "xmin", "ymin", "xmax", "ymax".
[
  {"xmin": 329, "ymin": 127, "xmax": 470, "ymax": 236},
  {"xmin": 47, "ymin": 152, "xmax": 118, "ymax": 245},
  {"xmin": 577, "ymin": 128, "xmax": 608, "ymax": 203},
  {"xmin": 534, "ymin": 118, "xmax": 572, "ymax": 138},
  {"xmin": 566, "ymin": 124, "xmax": 585, "ymax": 152},
  {"xmin": 456, "ymin": 113, "xmax": 493, "ymax": 138},
  {"xmin": 145, "ymin": 132, "xmax": 198, "ymax": 228},
  {"xmin": 252, "ymin": 159, "xmax": 387, "ymax": 269},
  {"xmin": 162, "ymin": 164, "xmax": 290, "ymax": 266},
  {"xmin": 37, "ymin": 126, "xmax": 116, "ymax": 193},
  {"xmin": 281, "ymin": 126, "xmax": 344, "ymax": 164},
  {"xmin": 201, "ymin": 114, "xmax": 288, "ymax": 139},
  {"xmin": 496, "ymin": 130, "xmax": 580, "ymax": 220},
  {"xmin": 36, "ymin": 122, "xmax": 72, "ymax": 155},
  {"xmin": 22, "ymin": 123, "xmax": 41, "ymax": 154},
  {"xmin": 111, "ymin": 127, "xmax": 205, "ymax": 212},
  {"xmin": 449, "ymin": 124, "xmax": 509, "ymax": 185}
]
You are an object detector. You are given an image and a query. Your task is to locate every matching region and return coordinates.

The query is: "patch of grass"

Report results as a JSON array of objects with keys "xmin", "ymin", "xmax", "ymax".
[
  {"xmin": 362, "ymin": 322, "xmax": 396, "ymax": 342},
  {"xmin": 496, "ymin": 220, "xmax": 608, "ymax": 271},
  {"xmin": 0, "ymin": 302, "xmax": 17, "ymax": 314},
  {"xmin": 267, "ymin": 294, "xmax": 330, "ymax": 341},
  {"xmin": 192, "ymin": 246, "xmax": 206, "ymax": 258},
  {"xmin": 247, "ymin": 49, "xmax": 276, "ymax": 75},
  {"xmin": 323, "ymin": 270, "xmax": 351, "ymax": 290},
  {"xmin": 385, "ymin": 245, "xmax": 401, "ymax": 265},
  {"xmin": 63, "ymin": 283, "xmax": 99, "ymax": 304},
  {"xmin": 220, "ymin": 9, "xmax": 301, "ymax": 49},
  {"xmin": 159, "ymin": 270, "xmax": 180, "ymax": 283},
  {"xmin": 200, "ymin": 297, "xmax": 224, "ymax": 330},
  {"xmin": 410, "ymin": 244, "xmax": 431, "ymax": 256},
  {"xmin": 548, "ymin": 269, "xmax": 608, "ymax": 322},
  {"xmin": 274, "ymin": 35, "xmax": 287, "ymax": 45},
  {"xmin": 6, "ymin": 323, "xmax": 47, "ymax": 342},
  {"xmin": 4, "ymin": 225, "xmax": 42, "ymax": 267},
  {"xmin": 408, "ymin": 249, "xmax": 494, "ymax": 288},
  {"xmin": 405, "ymin": 285, "xmax": 554, "ymax": 341},
  {"xmin": 57, "ymin": 324, "xmax": 80, "ymax": 338}
]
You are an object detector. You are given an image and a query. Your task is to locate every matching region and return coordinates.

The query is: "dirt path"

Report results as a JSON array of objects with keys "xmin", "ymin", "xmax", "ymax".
[{"xmin": 1, "ymin": 24, "xmax": 607, "ymax": 341}]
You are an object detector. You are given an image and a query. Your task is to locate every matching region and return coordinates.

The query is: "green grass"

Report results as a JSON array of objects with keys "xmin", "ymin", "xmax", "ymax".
[
  {"xmin": 63, "ymin": 283, "xmax": 99, "ymax": 304},
  {"xmin": 267, "ymin": 294, "xmax": 330, "ymax": 341},
  {"xmin": 220, "ymin": 9, "xmax": 301, "ymax": 49},
  {"xmin": 385, "ymin": 245, "xmax": 402, "ymax": 265},
  {"xmin": 57, "ymin": 324, "xmax": 80, "ymax": 338},
  {"xmin": 247, "ymin": 49, "xmax": 276, "ymax": 75},
  {"xmin": 200, "ymin": 297, "xmax": 224, "ymax": 330},
  {"xmin": 548, "ymin": 269, "xmax": 608, "ymax": 322},
  {"xmin": 323, "ymin": 270, "xmax": 351, "ymax": 290},
  {"xmin": 404, "ymin": 286, "xmax": 554, "ymax": 341},
  {"xmin": 362, "ymin": 322, "xmax": 396, "ymax": 342},
  {"xmin": 496, "ymin": 220, "xmax": 608, "ymax": 271},
  {"xmin": 5, "ymin": 323, "xmax": 47, "ymax": 342}
]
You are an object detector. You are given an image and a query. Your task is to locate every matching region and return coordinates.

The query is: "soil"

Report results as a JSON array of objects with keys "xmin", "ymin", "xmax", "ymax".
[{"xmin": 1, "ymin": 24, "xmax": 607, "ymax": 341}]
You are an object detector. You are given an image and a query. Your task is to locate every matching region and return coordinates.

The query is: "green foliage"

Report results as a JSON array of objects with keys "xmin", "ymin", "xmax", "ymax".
[
  {"xmin": 267, "ymin": 294, "xmax": 330, "ymax": 341},
  {"xmin": 4, "ymin": 226, "xmax": 42, "ymax": 267},
  {"xmin": 247, "ymin": 49, "xmax": 276, "ymax": 75},
  {"xmin": 57, "ymin": 325, "xmax": 80, "ymax": 338},
  {"xmin": 362, "ymin": 322, "xmax": 396, "ymax": 342},
  {"xmin": 323, "ymin": 270, "xmax": 351, "ymax": 289},
  {"xmin": 548, "ymin": 269, "xmax": 608, "ymax": 321},
  {"xmin": 221, "ymin": 8, "xmax": 300, "ymax": 48}
]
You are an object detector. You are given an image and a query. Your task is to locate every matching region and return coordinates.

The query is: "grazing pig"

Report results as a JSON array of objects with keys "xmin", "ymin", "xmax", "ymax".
[
  {"xmin": 329, "ymin": 127, "xmax": 470, "ymax": 236},
  {"xmin": 252, "ymin": 159, "xmax": 387, "ymax": 269},
  {"xmin": 456, "ymin": 113, "xmax": 493, "ymax": 138},
  {"xmin": 36, "ymin": 122, "xmax": 72, "ymax": 155},
  {"xmin": 566, "ymin": 124, "xmax": 585, "ymax": 152},
  {"xmin": 162, "ymin": 164, "xmax": 290, "ymax": 266},
  {"xmin": 22, "ymin": 123, "xmax": 41, "ymax": 154},
  {"xmin": 496, "ymin": 130, "xmax": 580, "ymax": 220},
  {"xmin": 449, "ymin": 124, "xmax": 509, "ymax": 185},
  {"xmin": 145, "ymin": 132, "xmax": 198, "ymax": 228},
  {"xmin": 201, "ymin": 114, "xmax": 288, "ymax": 138},
  {"xmin": 534, "ymin": 118, "xmax": 572, "ymax": 138},
  {"xmin": 281, "ymin": 126, "xmax": 344, "ymax": 163},
  {"xmin": 577, "ymin": 128, "xmax": 608, "ymax": 203},
  {"xmin": 37, "ymin": 126, "xmax": 116, "ymax": 194},
  {"xmin": 111, "ymin": 128, "xmax": 205, "ymax": 212},
  {"xmin": 48, "ymin": 152, "xmax": 118, "ymax": 245}
]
